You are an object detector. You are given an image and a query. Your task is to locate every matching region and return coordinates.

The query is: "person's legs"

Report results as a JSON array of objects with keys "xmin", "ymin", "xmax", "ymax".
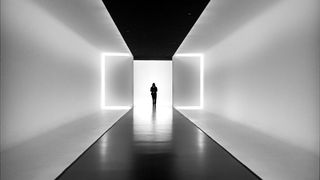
[
  {"xmin": 151, "ymin": 93, "xmax": 157, "ymax": 105},
  {"xmin": 152, "ymin": 94, "xmax": 155, "ymax": 104}
]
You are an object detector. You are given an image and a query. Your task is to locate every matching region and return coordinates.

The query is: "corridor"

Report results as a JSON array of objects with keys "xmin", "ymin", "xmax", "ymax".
[
  {"xmin": 1, "ymin": 0, "xmax": 319, "ymax": 179},
  {"xmin": 57, "ymin": 107, "xmax": 260, "ymax": 180}
]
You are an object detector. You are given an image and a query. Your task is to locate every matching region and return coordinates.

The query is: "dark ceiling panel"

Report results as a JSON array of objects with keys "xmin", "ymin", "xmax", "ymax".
[{"xmin": 102, "ymin": 0, "xmax": 210, "ymax": 60}]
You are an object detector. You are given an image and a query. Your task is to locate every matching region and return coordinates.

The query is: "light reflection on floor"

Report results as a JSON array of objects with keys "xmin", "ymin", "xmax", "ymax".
[
  {"xmin": 133, "ymin": 106, "xmax": 173, "ymax": 152},
  {"xmin": 56, "ymin": 106, "xmax": 261, "ymax": 180}
]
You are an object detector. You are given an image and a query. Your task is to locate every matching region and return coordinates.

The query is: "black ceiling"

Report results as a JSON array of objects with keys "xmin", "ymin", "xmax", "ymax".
[{"xmin": 102, "ymin": 0, "xmax": 210, "ymax": 60}]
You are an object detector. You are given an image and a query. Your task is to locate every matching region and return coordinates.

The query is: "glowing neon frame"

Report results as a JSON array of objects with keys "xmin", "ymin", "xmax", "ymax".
[
  {"xmin": 101, "ymin": 52, "xmax": 132, "ymax": 110},
  {"xmin": 174, "ymin": 53, "xmax": 204, "ymax": 110}
]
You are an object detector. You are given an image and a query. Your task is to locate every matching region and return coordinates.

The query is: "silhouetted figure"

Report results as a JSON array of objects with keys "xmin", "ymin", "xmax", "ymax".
[{"xmin": 150, "ymin": 83, "xmax": 158, "ymax": 105}]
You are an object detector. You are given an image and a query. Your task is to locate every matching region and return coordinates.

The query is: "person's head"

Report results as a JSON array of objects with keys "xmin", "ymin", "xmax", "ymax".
[{"xmin": 152, "ymin": 83, "xmax": 155, "ymax": 86}]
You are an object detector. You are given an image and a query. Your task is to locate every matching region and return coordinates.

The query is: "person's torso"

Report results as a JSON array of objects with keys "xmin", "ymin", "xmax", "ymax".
[{"xmin": 151, "ymin": 86, "xmax": 157, "ymax": 93}]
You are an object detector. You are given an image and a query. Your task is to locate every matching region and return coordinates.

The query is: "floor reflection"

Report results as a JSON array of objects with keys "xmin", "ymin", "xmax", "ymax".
[
  {"xmin": 132, "ymin": 106, "xmax": 174, "ymax": 180},
  {"xmin": 57, "ymin": 107, "xmax": 260, "ymax": 180},
  {"xmin": 133, "ymin": 106, "xmax": 173, "ymax": 146}
]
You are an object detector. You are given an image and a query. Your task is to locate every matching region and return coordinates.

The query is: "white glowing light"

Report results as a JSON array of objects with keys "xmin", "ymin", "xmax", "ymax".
[
  {"xmin": 174, "ymin": 53, "xmax": 204, "ymax": 110},
  {"xmin": 134, "ymin": 60, "xmax": 172, "ymax": 107},
  {"xmin": 101, "ymin": 52, "xmax": 132, "ymax": 110}
]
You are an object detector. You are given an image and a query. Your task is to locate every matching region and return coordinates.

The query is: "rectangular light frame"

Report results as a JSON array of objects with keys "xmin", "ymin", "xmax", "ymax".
[{"xmin": 101, "ymin": 52, "xmax": 132, "ymax": 110}]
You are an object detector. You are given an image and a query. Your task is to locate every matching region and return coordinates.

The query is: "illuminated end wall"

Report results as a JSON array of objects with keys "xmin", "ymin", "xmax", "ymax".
[{"xmin": 134, "ymin": 61, "xmax": 172, "ymax": 107}]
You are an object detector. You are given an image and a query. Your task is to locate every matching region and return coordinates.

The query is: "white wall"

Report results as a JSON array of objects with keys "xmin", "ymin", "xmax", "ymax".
[
  {"xmin": 173, "ymin": 56, "xmax": 201, "ymax": 107},
  {"xmin": 134, "ymin": 61, "xmax": 172, "ymax": 107},
  {"xmin": 203, "ymin": 0, "xmax": 319, "ymax": 154},
  {"xmin": 103, "ymin": 55, "xmax": 133, "ymax": 107},
  {"xmin": 0, "ymin": 0, "xmax": 130, "ymax": 151}
]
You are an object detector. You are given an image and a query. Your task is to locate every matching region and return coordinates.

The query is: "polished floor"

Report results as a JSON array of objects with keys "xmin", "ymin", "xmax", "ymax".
[{"xmin": 56, "ymin": 106, "xmax": 261, "ymax": 180}]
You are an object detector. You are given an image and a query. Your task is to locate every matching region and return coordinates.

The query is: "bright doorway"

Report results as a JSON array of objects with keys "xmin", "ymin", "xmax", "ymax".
[{"xmin": 134, "ymin": 61, "xmax": 172, "ymax": 107}]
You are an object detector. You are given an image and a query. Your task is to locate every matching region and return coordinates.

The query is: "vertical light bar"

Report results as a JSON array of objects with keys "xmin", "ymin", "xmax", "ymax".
[
  {"xmin": 100, "ymin": 52, "xmax": 132, "ymax": 110},
  {"xmin": 101, "ymin": 53, "xmax": 106, "ymax": 109},
  {"xmin": 174, "ymin": 53, "xmax": 204, "ymax": 110}
]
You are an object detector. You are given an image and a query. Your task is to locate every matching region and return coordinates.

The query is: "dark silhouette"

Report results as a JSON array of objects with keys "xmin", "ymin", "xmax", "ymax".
[{"xmin": 150, "ymin": 83, "xmax": 158, "ymax": 105}]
